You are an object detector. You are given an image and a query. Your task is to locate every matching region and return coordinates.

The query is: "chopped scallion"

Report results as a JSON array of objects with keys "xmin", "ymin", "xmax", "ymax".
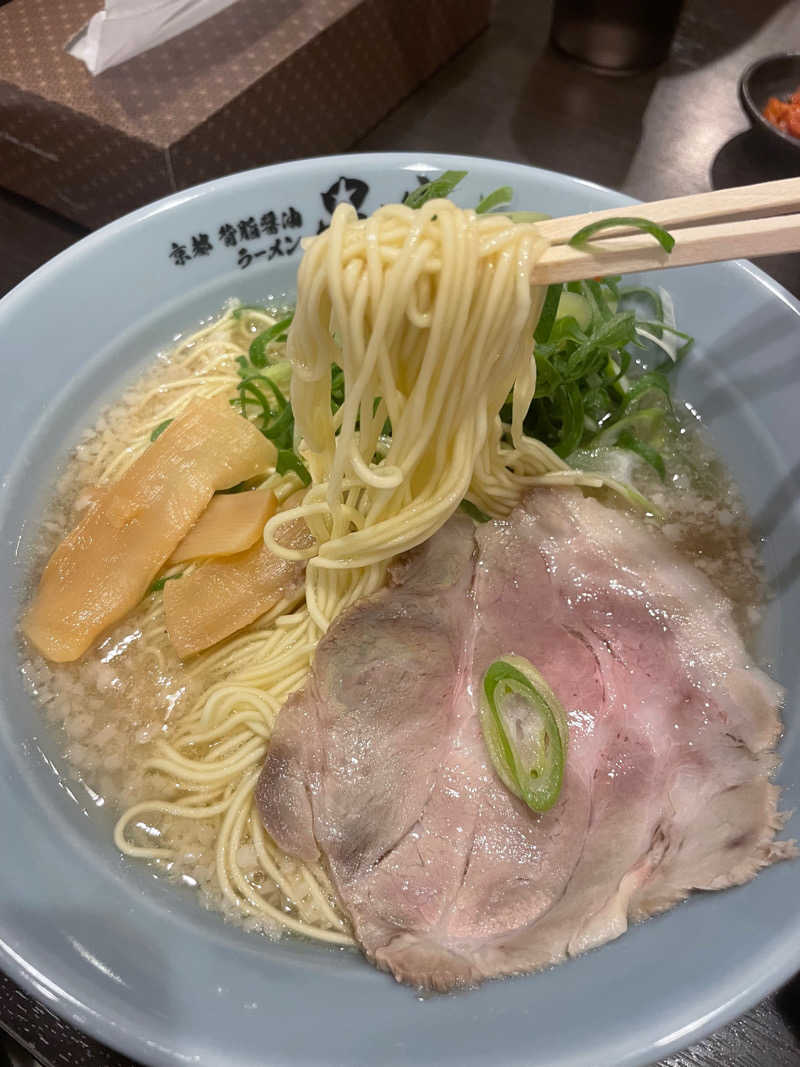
[
  {"xmin": 533, "ymin": 284, "xmax": 563, "ymax": 345},
  {"xmin": 480, "ymin": 656, "xmax": 568, "ymax": 813},
  {"xmin": 249, "ymin": 314, "xmax": 294, "ymax": 368},
  {"xmin": 404, "ymin": 171, "xmax": 468, "ymax": 209},
  {"xmin": 150, "ymin": 419, "xmax": 173, "ymax": 442},
  {"xmin": 506, "ymin": 211, "xmax": 551, "ymax": 224},
  {"xmin": 460, "ymin": 499, "xmax": 491, "ymax": 523},
  {"xmin": 615, "ymin": 429, "xmax": 667, "ymax": 480},
  {"xmin": 276, "ymin": 448, "xmax": 311, "ymax": 486},
  {"xmin": 568, "ymin": 216, "xmax": 675, "ymax": 254},
  {"xmin": 475, "ymin": 186, "xmax": 513, "ymax": 214},
  {"xmin": 147, "ymin": 572, "xmax": 183, "ymax": 595}
]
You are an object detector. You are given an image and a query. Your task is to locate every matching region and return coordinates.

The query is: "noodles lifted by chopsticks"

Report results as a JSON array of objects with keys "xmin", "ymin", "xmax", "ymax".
[{"xmin": 266, "ymin": 198, "xmax": 568, "ymax": 630}]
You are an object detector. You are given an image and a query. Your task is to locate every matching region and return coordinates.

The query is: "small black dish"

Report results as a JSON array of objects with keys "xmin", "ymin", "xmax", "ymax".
[{"xmin": 739, "ymin": 53, "xmax": 800, "ymax": 162}]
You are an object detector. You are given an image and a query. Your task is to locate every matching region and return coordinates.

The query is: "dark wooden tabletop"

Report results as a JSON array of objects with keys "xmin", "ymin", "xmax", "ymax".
[{"xmin": 2, "ymin": 0, "xmax": 800, "ymax": 1064}]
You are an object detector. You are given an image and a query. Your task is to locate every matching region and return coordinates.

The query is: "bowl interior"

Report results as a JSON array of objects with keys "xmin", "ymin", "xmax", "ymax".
[{"xmin": 1, "ymin": 154, "xmax": 800, "ymax": 1067}]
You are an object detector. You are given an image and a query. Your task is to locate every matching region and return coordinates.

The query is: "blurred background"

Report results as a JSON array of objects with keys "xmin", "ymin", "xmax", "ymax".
[{"xmin": 2, "ymin": 0, "xmax": 799, "ymax": 299}]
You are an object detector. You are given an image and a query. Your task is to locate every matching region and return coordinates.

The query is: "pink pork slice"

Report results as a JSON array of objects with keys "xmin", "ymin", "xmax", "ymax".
[{"xmin": 257, "ymin": 490, "xmax": 792, "ymax": 990}]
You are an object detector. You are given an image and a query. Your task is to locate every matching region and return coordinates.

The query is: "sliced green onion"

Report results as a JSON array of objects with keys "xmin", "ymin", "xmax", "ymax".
[
  {"xmin": 620, "ymin": 370, "xmax": 672, "ymax": 411},
  {"xmin": 506, "ymin": 211, "xmax": 551, "ymax": 224},
  {"xmin": 234, "ymin": 357, "xmax": 291, "ymax": 391},
  {"xmin": 599, "ymin": 473, "xmax": 664, "ymax": 519},
  {"xmin": 249, "ymin": 315, "xmax": 294, "ymax": 368},
  {"xmin": 567, "ymin": 449, "xmax": 665, "ymax": 519},
  {"xmin": 460, "ymin": 499, "xmax": 491, "ymax": 523},
  {"xmin": 276, "ymin": 448, "xmax": 311, "ymax": 486},
  {"xmin": 592, "ymin": 407, "xmax": 665, "ymax": 449},
  {"xmin": 150, "ymin": 419, "xmax": 173, "ymax": 442},
  {"xmin": 564, "ymin": 311, "xmax": 636, "ymax": 378},
  {"xmin": 147, "ymin": 571, "xmax": 183, "ymax": 595},
  {"xmin": 617, "ymin": 284, "xmax": 664, "ymax": 321},
  {"xmin": 615, "ymin": 429, "xmax": 666, "ymax": 480},
  {"xmin": 602, "ymin": 274, "xmax": 622, "ymax": 298},
  {"xmin": 215, "ymin": 480, "xmax": 251, "ymax": 495},
  {"xmin": 635, "ymin": 317, "xmax": 691, "ymax": 364},
  {"xmin": 580, "ymin": 279, "xmax": 612, "ymax": 323},
  {"xmin": 635, "ymin": 320, "xmax": 693, "ymax": 340},
  {"xmin": 568, "ymin": 217, "xmax": 675, "ymax": 254},
  {"xmin": 404, "ymin": 171, "xmax": 468, "ymax": 209},
  {"xmin": 534, "ymin": 283, "xmax": 563, "ymax": 345},
  {"xmin": 475, "ymin": 186, "xmax": 513, "ymax": 214},
  {"xmin": 552, "ymin": 381, "xmax": 585, "ymax": 458},
  {"xmin": 238, "ymin": 379, "xmax": 275, "ymax": 425},
  {"xmin": 555, "ymin": 290, "xmax": 591, "ymax": 331},
  {"xmin": 480, "ymin": 655, "xmax": 568, "ymax": 813}
]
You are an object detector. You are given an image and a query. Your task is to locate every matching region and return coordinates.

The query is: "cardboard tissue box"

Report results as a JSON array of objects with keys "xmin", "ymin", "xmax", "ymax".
[{"xmin": 0, "ymin": 0, "xmax": 489, "ymax": 228}]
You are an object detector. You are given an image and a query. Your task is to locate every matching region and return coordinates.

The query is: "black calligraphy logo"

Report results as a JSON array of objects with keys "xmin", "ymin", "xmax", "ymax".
[
  {"xmin": 191, "ymin": 233, "xmax": 213, "ymax": 256},
  {"xmin": 166, "ymin": 178, "xmax": 368, "ymax": 269},
  {"xmin": 218, "ymin": 223, "xmax": 237, "ymax": 247},
  {"xmin": 321, "ymin": 177, "xmax": 369, "ymax": 216},
  {"xmin": 316, "ymin": 176, "xmax": 370, "ymax": 232},
  {"xmin": 260, "ymin": 211, "xmax": 278, "ymax": 235},
  {"xmin": 238, "ymin": 217, "xmax": 260, "ymax": 241},
  {"xmin": 169, "ymin": 241, "xmax": 191, "ymax": 266}
]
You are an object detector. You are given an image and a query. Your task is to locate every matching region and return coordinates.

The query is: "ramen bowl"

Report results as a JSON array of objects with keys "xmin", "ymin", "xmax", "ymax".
[{"xmin": 1, "ymin": 153, "xmax": 799, "ymax": 1067}]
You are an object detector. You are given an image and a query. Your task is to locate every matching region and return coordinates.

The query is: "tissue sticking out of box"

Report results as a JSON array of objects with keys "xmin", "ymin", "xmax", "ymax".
[{"xmin": 66, "ymin": 0, "xmax": 241, "ymax": 75}]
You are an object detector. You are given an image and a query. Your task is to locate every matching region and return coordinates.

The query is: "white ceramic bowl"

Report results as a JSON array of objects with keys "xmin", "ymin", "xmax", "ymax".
[{"xmin": 1, "ymin": 154, "xmax": 799, "ymax": 1067}]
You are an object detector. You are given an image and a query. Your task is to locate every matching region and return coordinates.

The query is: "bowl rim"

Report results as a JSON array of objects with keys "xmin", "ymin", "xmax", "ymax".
[
  {"xmin": 738, "ymin": 51, "xmax": 800, "ymax": 151},
  {"xmin": 2, "ymin": 150, "xmax": 800, "ymax": 1067}
]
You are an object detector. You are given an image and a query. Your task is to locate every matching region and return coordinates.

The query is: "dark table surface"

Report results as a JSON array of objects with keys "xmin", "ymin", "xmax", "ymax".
[{"xmin": 2, "ymin": 1, "xmax": 800, "ymax": 1064}]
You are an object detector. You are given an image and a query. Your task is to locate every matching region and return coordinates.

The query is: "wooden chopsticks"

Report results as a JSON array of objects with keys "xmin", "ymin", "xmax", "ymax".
[{"xmin": 529, "ymin": 178, "xmax": 800, "ymax": 285}]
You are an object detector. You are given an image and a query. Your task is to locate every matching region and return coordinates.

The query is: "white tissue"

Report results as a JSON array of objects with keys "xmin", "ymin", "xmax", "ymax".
[{"xmin": 67, "ymin": 0, "xmax": 241, "ymax": 75}]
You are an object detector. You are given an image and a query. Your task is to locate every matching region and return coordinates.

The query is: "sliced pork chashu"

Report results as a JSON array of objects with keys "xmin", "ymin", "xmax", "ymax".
[{"xmin": 257, "ymin": 491, "xmax": 793, "ymax": 990}]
